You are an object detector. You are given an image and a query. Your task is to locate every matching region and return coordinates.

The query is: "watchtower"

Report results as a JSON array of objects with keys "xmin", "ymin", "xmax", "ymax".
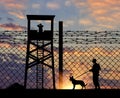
[{"xmin": 24, "ymin": 15, "xmax": 55, "ymax": 89}]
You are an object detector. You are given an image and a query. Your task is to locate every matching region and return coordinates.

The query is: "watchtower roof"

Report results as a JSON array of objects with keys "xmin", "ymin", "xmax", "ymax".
[{"xmin": 27, "ymin": 15, "xmax": 55, "ymax": 20}]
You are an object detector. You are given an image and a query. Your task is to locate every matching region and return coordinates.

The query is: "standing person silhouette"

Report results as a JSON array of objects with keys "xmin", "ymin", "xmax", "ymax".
[{"xmin": 89, "ymin": 58, "xmax": 101, "ymax": 89}]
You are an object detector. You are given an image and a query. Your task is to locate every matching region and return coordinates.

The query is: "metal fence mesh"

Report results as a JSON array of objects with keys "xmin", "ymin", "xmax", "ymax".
[
  {"xmin": 62, "ymin": 45, "xmax": 120, "ymax": 89},
  {"xmin": 0, "ymin": 43, "xmax": 26, "ymax": 88},
  {"xmin": 0, "ymin": 31, "xmax": 120, "ymax": 89}
]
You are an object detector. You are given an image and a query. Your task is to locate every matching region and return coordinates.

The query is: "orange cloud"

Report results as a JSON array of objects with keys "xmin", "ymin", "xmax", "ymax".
[
  {"xmin": 0, "ymin": 23, "xmax": 26, "ymax": 31},
  {"xmin": 6, "ymin": 3, "xmax": 25, "ymax": 10},
  {"xmin": 88, "ymin": 0, "xmax": 109, "ymax": 9},
  {"xmin": 46, "ymin": 2, "xmax": 60, "ymax": 10},
  {"xmin": 71, "ymin": 0, "xmax": 120, "ymax": 30},
  {"xmin": 0, "ymin": 0, "xmax": 27, "ymax": 20},
  {"xmin": 92, "ymin": 9, "xmax": 107, "ymax": 16},
  {"xmin": 97, "ymin": 16, "xmax": 113, "ymax": 22},
  {"xmin": 79, "ymin": 19, "xmax": 92, "ymax": 25},
  {"xmin": 0, "ymin": 0, "xmax": 15, "ymax": 3},
  {"xmin": 1, "ymin": 0, "xmax": 27, "ymax": 10},
  {"xmin": 8, "ymin": 11, "xmax": 25, "ymax": 19},
  {"xmin": 87, "ymin": 0, "xmax": 120, "ymax": 21},
  {"xmin": 70, "ymin": 0, "xmax": 87, "ymax": 8},
  {"xmin": 32, "ymin": 4, "xmax": 41, "ymax": 9}
]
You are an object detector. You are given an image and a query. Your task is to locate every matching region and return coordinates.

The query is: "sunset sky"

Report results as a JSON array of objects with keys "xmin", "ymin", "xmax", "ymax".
[{"xmin": 0, "ymin": 0, "xmax": 120, "ymax": 31}]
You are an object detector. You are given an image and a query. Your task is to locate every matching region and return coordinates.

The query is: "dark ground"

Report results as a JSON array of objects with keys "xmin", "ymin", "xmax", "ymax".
[
  {"xmin": 0, "ymin": 83, "xmax": 119, "ymax": 97},
  {"xmin": 0, "ymin": 89, "xmax": 119, "ymax": 97}
]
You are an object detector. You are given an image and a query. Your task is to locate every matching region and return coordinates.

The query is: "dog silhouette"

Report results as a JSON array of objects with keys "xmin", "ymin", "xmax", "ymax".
[{"xmin": 69, "ymin": 76, "xmax": 87, "ymax": 89}]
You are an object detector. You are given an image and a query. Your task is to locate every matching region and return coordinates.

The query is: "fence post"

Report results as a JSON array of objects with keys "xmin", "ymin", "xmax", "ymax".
[{"xmin": 59, "ymin": 21, "xmax": 63, "ymax": 89}]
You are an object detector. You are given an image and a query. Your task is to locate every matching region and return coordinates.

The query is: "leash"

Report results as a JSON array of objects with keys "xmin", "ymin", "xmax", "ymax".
[{"xmin": 74, "ymin": 70, "xmax": 89, "ymax": 79}]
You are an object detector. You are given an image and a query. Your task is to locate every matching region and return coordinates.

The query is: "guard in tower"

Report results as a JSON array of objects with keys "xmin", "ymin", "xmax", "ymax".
[{"xmin": 37, "ymin": 23, "xmax": 43, "ymax": 33}]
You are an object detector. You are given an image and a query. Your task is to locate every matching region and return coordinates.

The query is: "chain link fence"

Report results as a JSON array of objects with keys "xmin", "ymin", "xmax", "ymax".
[
  {"xmin": 0, "ymin": 31, "xmax": 120, "ymax": 89},
  {"xmin": 61, "ymin": 31, "xmax": 120, "ymax": 89}
]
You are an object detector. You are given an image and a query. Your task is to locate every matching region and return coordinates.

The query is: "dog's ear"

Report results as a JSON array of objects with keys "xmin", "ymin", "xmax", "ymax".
[{"xmin": 69, "ymin": 73, "xmax": 72, "ymax": 77}]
